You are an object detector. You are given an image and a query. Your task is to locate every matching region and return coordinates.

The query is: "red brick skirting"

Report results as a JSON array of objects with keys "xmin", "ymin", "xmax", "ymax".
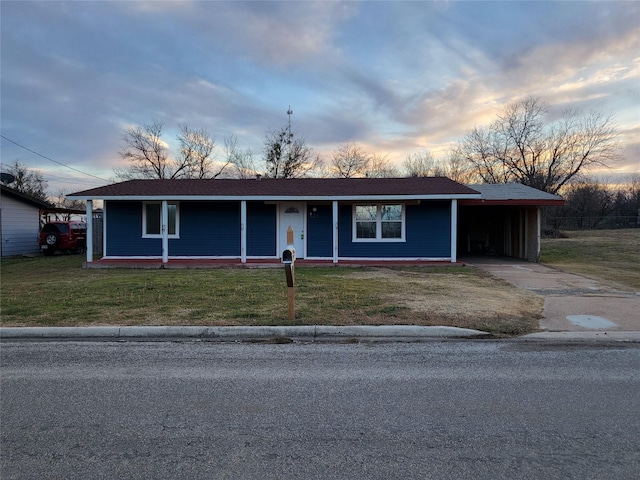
[{"xmin": 84, "ymin": 258, "xmax": 462, "ymax": 269}]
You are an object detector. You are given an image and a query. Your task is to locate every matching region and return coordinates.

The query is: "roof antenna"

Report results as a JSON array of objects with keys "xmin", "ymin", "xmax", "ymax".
[{"xmin": 287, "ymin": 106, "xmax": 293, "ymax": 137}]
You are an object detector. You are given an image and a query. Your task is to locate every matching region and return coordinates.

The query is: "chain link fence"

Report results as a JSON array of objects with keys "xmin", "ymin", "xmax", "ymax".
[{"xmin": 543, "ymin": 214, "xmax": 640, "ymax": 236}]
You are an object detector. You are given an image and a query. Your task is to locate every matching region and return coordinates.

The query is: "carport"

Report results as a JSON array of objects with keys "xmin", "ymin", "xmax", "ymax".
[{"xmin": 458, "ymin": 184, "xmax": 564, "ymax": 262}]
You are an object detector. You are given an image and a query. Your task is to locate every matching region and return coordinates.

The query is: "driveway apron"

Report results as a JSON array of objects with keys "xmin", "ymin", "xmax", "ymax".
[{"xmin": 469, "ymin": 258, "xmax": 640, "ymax": 332}]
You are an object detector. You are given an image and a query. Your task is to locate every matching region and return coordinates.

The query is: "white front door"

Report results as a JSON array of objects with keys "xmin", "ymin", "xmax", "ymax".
[{"xmin": 279, "ymin": 202, "xmax": 305, "ymax": 259}]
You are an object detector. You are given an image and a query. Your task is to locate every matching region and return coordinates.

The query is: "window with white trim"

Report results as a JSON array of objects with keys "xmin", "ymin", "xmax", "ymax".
[
  {"xmin": 353, "ymin": 204, "xmax": 405, "ymax": 241},
  {"xmin": 142, "ymin": 202, "xmax": 179, "ymax": 238}
]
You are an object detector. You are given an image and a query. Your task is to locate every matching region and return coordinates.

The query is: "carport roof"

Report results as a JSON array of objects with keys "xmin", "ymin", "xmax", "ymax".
[{"xmin": 461, "ymin": 183, "xmax": 564, "ymax": 205}]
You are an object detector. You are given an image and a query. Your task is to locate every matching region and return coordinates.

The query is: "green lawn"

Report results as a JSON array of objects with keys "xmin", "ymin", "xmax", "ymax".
[
  {"xmin": 541, "ymin": 228, "xmax": 640, "ymax": 292},
  {"xmin": 0, "ymin": 255, "xmax": 541, "ymax": 335}
]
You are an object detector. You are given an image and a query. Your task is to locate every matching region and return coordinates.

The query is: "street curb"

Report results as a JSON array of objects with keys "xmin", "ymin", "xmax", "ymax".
[
  {"xmin": 0, "ymin": 325, "xmax": 489, "ymax": 341},
  {"xmin": 519, "ymin": 331, "xmax": 640, "ymax": 342}
]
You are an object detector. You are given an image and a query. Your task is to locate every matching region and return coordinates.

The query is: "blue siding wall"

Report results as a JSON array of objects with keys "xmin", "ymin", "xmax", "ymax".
[
  {"xmin": 307, "ymin": 204, "xmax": 333, "ymax": 257},
  {"xmin": 106, "ymin": 201, "xmax": 161, "ymax": 256},
  {"xmin": 338, "ymin": 201, "xmax": 451, "ymax": 258},
  {"xmin": 247, "ymin": 202, "xmax": 276, "ymax": 256},
  {"xmin": 106, "ymin": 201, "xmax": 240, "ymax": 257},
  {"xmin": 106, "ymin": 199, "xmax": 450, "ymax": 259},
  {"xmin": 170, "ymin": 202, "xmax": 240, "ymax": 256}
]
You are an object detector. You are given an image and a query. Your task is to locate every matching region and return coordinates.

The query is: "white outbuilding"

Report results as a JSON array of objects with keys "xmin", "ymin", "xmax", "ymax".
[{"xmin": 0, "ymin": 185, "xmax": 51, "ymax": 257}]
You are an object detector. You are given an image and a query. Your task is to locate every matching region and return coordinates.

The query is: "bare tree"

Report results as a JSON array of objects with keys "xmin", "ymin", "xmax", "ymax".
[
  {"xmin": 263, "ymin": 109, "xmax": 319, "ymax": 178},
  {"xmin": 444, "ymin": 146, "xmax": 480, "ymax": 184},
  {"xmin": 263, "ymin": 127, "xmax": 308, "ymax": 178},
  {"xmin": 563, "ymin": 178, "xmax": 616, "ymax": 229},
  {"xmin": 50, "ymin": 189, "xmax": 86, "ymax": 210},
  {"xmin": 176, "ymin": 125, "xmax": 223, "ymax": 179},
  {"xmin": 610, "ymin": 174, "xmax": 640, "ymax": 227},
  {"xmin": 330, "ymin": 143, "xmax": 370, "ymax": 178},
  {"xmin": 365, "ymin": 153, "xmax": 398, "ymax": 178},
  {"xmin": 1, "ymin": 160, "xmax": 48, "ymax": 201},
  {"xmin": 403, "ymin": 150, "xmax": 446, "ymax": 177},
  {"xmin": 224, "ymin": 134, "xmax": 257, "ymax": 179},
  {"xmin": 459, "ymin": 97, "xmax": 620, "ymax": 193},
  {"xmin": 116, "ymin": 121, "xmax": 226, "ymax": 180},
  {"xmin": 402, "ymin": 148, "xmax": 476, "ymax": 183},
  {"xmin": 116, "ymin": 121, "xmax": 170, "ymax": 180}
]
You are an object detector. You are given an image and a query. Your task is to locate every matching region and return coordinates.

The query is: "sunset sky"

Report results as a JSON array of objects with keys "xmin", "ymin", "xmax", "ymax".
[{"xmin": 1, "ymin": 0, "xmax": 638, "ymax": 193}]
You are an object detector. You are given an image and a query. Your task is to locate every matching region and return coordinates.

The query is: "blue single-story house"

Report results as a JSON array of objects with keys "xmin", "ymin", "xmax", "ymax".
[{"xmin": 68, "ymin": 177, "xmax": 563, "ymax": 266}]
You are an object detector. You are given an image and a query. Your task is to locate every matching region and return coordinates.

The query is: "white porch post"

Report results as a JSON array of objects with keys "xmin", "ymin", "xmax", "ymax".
[
  {"xmin": 241, "ymin": 200, "xmax": 247, "ymax": 263},
  {"xmin": 450, "ymin": 199, "xmax": 458, "ymax": 263},
  {"xmin": 536, "ymin": 206, "xmax": 541, "ymax": 261},
  {"xmin": 161, "ymin": 200, "xmax": 169, "ymax": 264},
  {"xmin": 85, "ymin": 200, "xmax": 93, "ymax": 263},
  {"xmin": 524, "ymin": 209, "xmax": 529, "ymax": 260},
  {"xmin": 332, "ymin": 200, "xmax": 339, "ymax": 263},
  {"xmin": 526, "ymin": 206, "xmax": 541, "ymax": 262}
]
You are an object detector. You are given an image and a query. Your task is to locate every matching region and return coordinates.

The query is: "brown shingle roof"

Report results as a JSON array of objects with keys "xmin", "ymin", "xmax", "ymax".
[{"xmin": 70, "ymin": 177, "xmax": 480, "ymax": 199}]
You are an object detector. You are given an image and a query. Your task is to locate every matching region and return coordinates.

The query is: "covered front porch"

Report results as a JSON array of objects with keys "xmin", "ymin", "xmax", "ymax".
[{"xmin": 80, "ymin": 197, "xmax": 462, "ymax": 266}]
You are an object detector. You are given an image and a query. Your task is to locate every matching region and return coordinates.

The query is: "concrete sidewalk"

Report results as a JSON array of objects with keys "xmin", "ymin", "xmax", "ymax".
[{"xmin": 470, "ymin": 257, "xmax": 640, "ymax": 333}]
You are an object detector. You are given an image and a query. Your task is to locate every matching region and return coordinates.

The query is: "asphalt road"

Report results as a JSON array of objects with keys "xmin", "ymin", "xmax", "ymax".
[{"xmin": 2, "ymin": 340, "xmax": 639, "ymax": 479}]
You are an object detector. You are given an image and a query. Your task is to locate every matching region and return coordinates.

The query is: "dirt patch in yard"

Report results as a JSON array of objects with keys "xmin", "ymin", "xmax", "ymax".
[{"xmin": 315, "ymin": 268, "xmax": 543, "ymax": 334}]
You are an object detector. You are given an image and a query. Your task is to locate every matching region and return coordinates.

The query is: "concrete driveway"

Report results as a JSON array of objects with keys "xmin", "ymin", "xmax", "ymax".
[{"xmin": 469, "ymin": 257, "xmax": 640, "ymax": 333}]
